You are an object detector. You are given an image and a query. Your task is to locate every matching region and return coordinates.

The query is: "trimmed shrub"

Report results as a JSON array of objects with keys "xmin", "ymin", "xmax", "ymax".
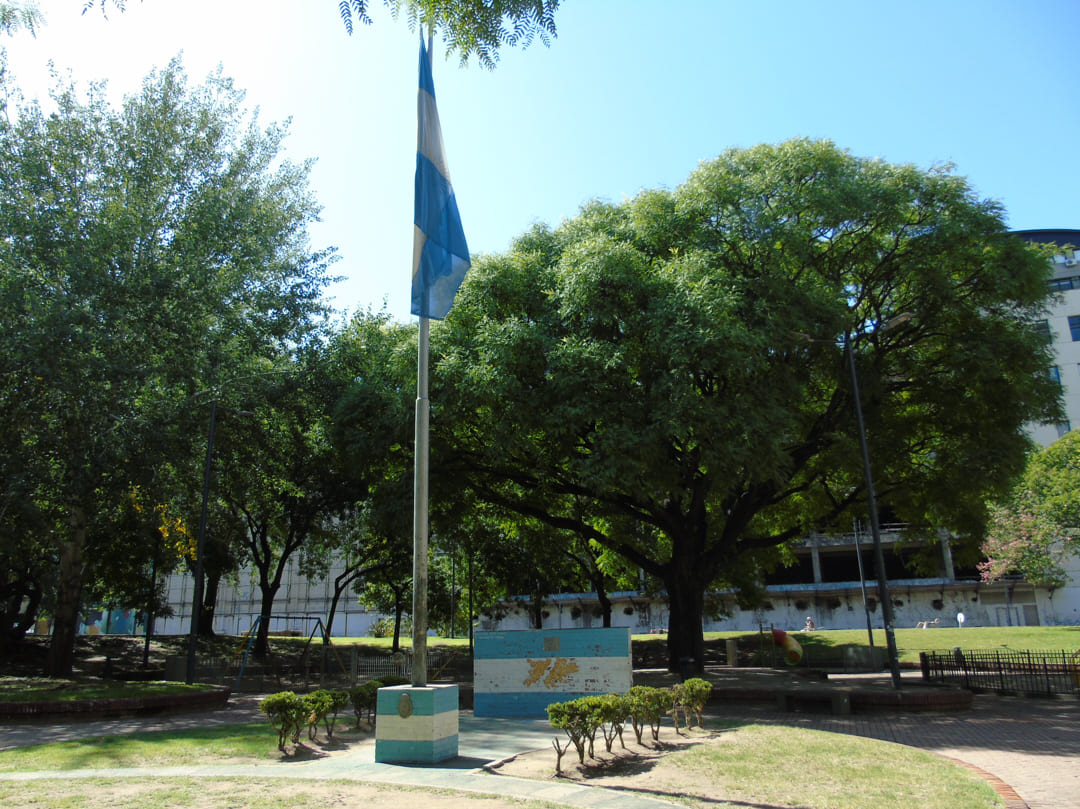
[
  {"xmin": 547, "ymin": 699, "xmax": 596, "ymax": 765},
  {"xmin": 348, "ymin": 676, "xmax": 412, "ymax": 727},
  {"xmin": 626, "ymin": 685, "xmax": 672, "ymax": 743},
  {"xmin": 259, "ymin": 691, "xmax": 306, "ymax": 752},
  {"xmin": 303, "ymin": 689, "xmax": 350, "ymax": 740},
  {"xmin": 672, "ymin": 677, "xmax": 713, "ymax": 730},
  {"xmin": 349, "ymin": 681, "xmax": 381, "ymax": 727},
  {"xmin": 597, "ymin": 693, "xmax": 631, "ymax": 752}
]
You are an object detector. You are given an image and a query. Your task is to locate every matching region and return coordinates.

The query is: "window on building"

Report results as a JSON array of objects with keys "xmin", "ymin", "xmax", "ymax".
[
  {"xmin": 1057, "ymin": 421, "xmax": 1072, "ymax": 439},
  {"xmin": 1050, "ymin": 366, "xmax": 1062, "ymax": 385},
  {"xmin": 1050, "ymin": 277, "xmax": 1077, "ymax": 291},
  {"xmin": 1069, "ymin": 316, "xmax": 1080, "ymax": 341},
  {"xmin": 1035, "ymin": 320, "xmax": 1052, "ymax": 342}
]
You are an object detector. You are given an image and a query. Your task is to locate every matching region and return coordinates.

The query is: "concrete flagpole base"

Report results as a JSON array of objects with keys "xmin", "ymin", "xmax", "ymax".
[{"xmin": 374, "ymin": 684, "xmax": 459, "ymax": 764}]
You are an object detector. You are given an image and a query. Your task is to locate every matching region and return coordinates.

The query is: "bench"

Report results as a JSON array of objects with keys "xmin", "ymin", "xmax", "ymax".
[{"xmin": 776, "ymin": 688, "xmax": 851, "ymax": 715}]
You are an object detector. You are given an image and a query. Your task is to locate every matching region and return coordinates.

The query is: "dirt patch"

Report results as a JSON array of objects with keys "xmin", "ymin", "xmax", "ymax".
[
  {"xmin": 488, "ymin": 723, "xmax": 726, "ymax": 792},
  {"xmin": 0, "ymin": 777, "xmax": 554, "ymax": 809}
]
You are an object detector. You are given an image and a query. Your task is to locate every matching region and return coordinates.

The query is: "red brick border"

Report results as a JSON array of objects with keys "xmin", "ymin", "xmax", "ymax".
[{"xmin": 942, "ymin": 755, "xmax": 1030, "ymax": 809}]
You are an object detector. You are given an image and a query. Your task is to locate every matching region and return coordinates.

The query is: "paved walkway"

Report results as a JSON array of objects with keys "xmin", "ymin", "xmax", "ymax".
[{"xmin": 1, "ymin": 678, "xmax": 1077, "ymax": 809}]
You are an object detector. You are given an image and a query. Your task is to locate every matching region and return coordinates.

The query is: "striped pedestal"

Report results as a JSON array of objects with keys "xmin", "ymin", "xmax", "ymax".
[
  {"xmin": 374, "ymin": 684, "xmax": 459, "ymax": 764},
  {"xmin": 474, "ymin": 628, "xmax": 632, "ymax": 717}
]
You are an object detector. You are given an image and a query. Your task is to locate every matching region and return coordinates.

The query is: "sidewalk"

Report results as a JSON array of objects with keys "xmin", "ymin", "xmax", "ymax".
[
  {"xmin": 1, "ymin": 702, "xmax": 676, "ymax": 809},
  {"xmin": 2, "ymin": 679, "xmax": 1077, "ymax": 809}
]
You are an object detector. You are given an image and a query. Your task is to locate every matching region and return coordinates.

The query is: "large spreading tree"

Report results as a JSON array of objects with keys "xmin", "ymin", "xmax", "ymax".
[{"xmin": 435, "ymin": 138, "xmax": 1062, "ymax": 671}]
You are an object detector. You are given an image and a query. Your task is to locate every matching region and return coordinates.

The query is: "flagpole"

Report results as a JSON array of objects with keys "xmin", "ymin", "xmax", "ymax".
[
  {"xmin": 413, "ymin": 314, "xmax": 430, "ymax": 687},
  {"xmin": 375, "ymin": 25, "xmax": 466, "ymax": 766}
]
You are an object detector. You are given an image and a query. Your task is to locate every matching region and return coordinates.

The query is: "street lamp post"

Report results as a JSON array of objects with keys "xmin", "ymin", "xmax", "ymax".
[
  {"xmin": 852, "ymin": 523, "xmax": 876, "ymax": 654},
  {"xmin": 845, "ymin": 336, "xmax": 903, "ymax": 690}
]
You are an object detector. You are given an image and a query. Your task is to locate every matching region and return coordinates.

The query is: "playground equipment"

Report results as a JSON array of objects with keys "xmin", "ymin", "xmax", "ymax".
[{"xmin": 771, "ymin": 627, "xmax": 804, "ymax": 666}]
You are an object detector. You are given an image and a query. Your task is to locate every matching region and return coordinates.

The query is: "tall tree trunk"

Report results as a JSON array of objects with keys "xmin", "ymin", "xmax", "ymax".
[
  {"xmin": 598, "ymin": 588, "xmax": 613, "ymax": 628},
  {"xmin": 392, "ymin": 592, "xmax": 404, "ymax": 653},
  {"xmin": 254, "ymin": 582, "xmax": 281, "ymax": 658},
  {"xmin": 326, "ymin": 565, "xmax": 371, "ymax": 641},
  {"xmin": 663, "ymin": 561, "xmax": 707, "ymax": 674},
  {"xmin": 47, "ymin": 508, "xmax": 87, "ymax": 677},
  {"xmin": 326, "ymin": 584, "xmax": 344, "ymax": 641},
  {"xmin": 529, "ymin": 593, "xmax": 544, "ymax": 629},
  {"xmin": 198, "ymin": 572, "xmax": 220, "ymax": 636}
]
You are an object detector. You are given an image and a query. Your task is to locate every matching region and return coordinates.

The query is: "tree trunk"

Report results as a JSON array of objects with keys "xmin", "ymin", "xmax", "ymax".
[
  {"xmin": 392, "ymin": 594, "xmax": 404, "ymax": 653},
  {"xmin": 326, "ymin": 566, "xmax": 367, "ymax": 641},
  {"xmin": 529, "ymin": 593, "xmax": 545, "ymax": 629},
  {"xmin": 663, "ymin": 564, "xmax": 707, "ymax": 674},
  {"xmin": 47, "ymin": 508, "xmax": 87, "ymax": 678},
  {"xmin": 1, "ymin": 576, "xmax": 42, "ymax": 654},
  {"xmin": 198, "ymin": 572, "xmax": 220, "ymax": 637},
  {"xmin": 326, "ymin": 585, "xmax": 343, "ymax": 641},
  {"xmin": 254, "ymin": 583, "xmax": 280, "ymax": 658},
  {"xmin": 596, "ymin": 585, "xmax": 613, "ymax": 628}
]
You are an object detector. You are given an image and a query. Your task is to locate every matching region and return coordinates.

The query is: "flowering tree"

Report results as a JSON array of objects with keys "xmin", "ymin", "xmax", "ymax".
[{"xmin": 980, "ymin": 431, "xmax": 1080, "ymax": 587}]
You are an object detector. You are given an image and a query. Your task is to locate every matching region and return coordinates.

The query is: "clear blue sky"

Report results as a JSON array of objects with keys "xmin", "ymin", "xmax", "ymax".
[{"xmin": 5, "ymin": 1, "xmax": 1078, "ymax": 322}]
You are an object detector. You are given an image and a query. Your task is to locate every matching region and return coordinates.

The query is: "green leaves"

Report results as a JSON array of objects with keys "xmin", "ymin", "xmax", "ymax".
[
  {"xmin": 981, "ymin": 430, "xmax": 1080, "ymax": 587},
  {"xmin": 338, "ymin": 0, "xmax": 560, "ymax": 68},
  {"xmin": 0, "ymin": 56, "xmax": 333, "ymax": 671},
  {"xmin": 437, "ymin": 137, "xmax": 1060, "ymax": 669}
]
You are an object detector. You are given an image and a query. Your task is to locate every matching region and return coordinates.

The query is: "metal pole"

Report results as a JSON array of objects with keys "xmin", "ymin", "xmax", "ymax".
[
  {"xmin": 853, "ymin": 522, "xmax": 876, "ymax": 651},
  {"xmin": 412, "ymin": 317, "xmax": 430, "ymax": 687},
  {"xmin": 186, "ymin": 400, "xmax": 217, "ymax": 685},
  {"xmin": 846, "ymin": 339, "xmax": 903, "ymax": 690}
]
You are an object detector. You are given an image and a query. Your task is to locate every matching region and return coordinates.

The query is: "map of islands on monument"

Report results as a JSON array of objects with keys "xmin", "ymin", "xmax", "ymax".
[
  {"xmin": 473, "ymin": 628, "xmax": 633, "ymax": 717},
  {"xmin": 523, "ymin": 657, "xmax": 580, "ymax": 687}
]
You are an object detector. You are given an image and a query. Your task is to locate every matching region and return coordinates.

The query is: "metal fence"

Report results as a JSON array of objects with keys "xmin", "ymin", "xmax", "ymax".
[
  {"xmin": 351, "ymin": 648, "xmax": 458, "ymax": 681},
  {"xmin": 921, "ymin": 649, "xmax": 1080, "ymax": 697}
]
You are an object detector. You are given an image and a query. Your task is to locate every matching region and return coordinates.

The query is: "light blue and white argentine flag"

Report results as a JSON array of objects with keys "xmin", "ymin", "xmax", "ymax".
[{"xmin": 412, "ymin": 35, "xmax": 469, "ymax": 320}]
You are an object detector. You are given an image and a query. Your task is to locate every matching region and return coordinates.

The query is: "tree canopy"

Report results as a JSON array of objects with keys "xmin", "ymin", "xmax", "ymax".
[
  {"xmin": 435, "ymin": 138, "xmax": 1061, "ymax": 670},
  {"xmin": 980, "ymin": 430, "xmax": 1080, "ymax": 588},
  {"xmin": 338, "ymin": 0, "xmax": 559, "ymax": 67},
  {"xmin": 0, "ymin": 1, "xmax": 42, "ymax": 36},
  {"xmin": 0, "ymin": 56, "xmax": 334, "ymax": 673}
]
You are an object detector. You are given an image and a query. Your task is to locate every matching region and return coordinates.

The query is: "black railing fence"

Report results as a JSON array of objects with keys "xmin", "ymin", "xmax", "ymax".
[{"xmin": 921, "ymin": 648, "xmax": 1080, "ymax": 697}]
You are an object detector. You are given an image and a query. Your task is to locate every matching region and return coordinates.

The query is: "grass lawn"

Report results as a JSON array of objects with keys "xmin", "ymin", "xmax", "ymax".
[
  {"xmin": 667, "ymin": 723, "xmax": 1002, "ymax": 809},
  {"xmin": 0, "ymin": 723, "xmax": 277, "ymax": 772},
  {"xmin": 0, "ymin": 677, "xmax": 218, "ymax": 703},
  {"xmin": 632, "ymin": 625, "xmax": 1080, "ymax": 666},
  {"xmin": 0, "ymin": 722, "xmax": 1003, "ymax": 809}
]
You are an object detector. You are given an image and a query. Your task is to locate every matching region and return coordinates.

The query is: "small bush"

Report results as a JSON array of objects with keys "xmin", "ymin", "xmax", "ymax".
[
  {"xmin": 303, "ymin": 689, "xmax": 349, "ymax": 740},
  {"xmin": 259, "ymin": 691, "xmax": 306, "ymax": 752},
  {"xmin": 367, "ymin": 617, "xmax": 397, "ymax": 638},
  {"xmin": 348, "ymin": 681, "xmax": 381, "ymax": 727},
  {"xmin": 348, "ymin": 676, "xmax": 412, "ymax": 727},
  {"xmin": 597, "ymin": 693, "xmax": 631, "ymax": 752},
  {"xmin": 672, "ymin": 677, "xmax": 712, "ymax": 730},
  {"xmin": 547, "ymin": 699, "xmax": 596, "ymax": 765},
  {"xmin": 626, "ymin": 685, "xmax": 672, "ymax": 742}
]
